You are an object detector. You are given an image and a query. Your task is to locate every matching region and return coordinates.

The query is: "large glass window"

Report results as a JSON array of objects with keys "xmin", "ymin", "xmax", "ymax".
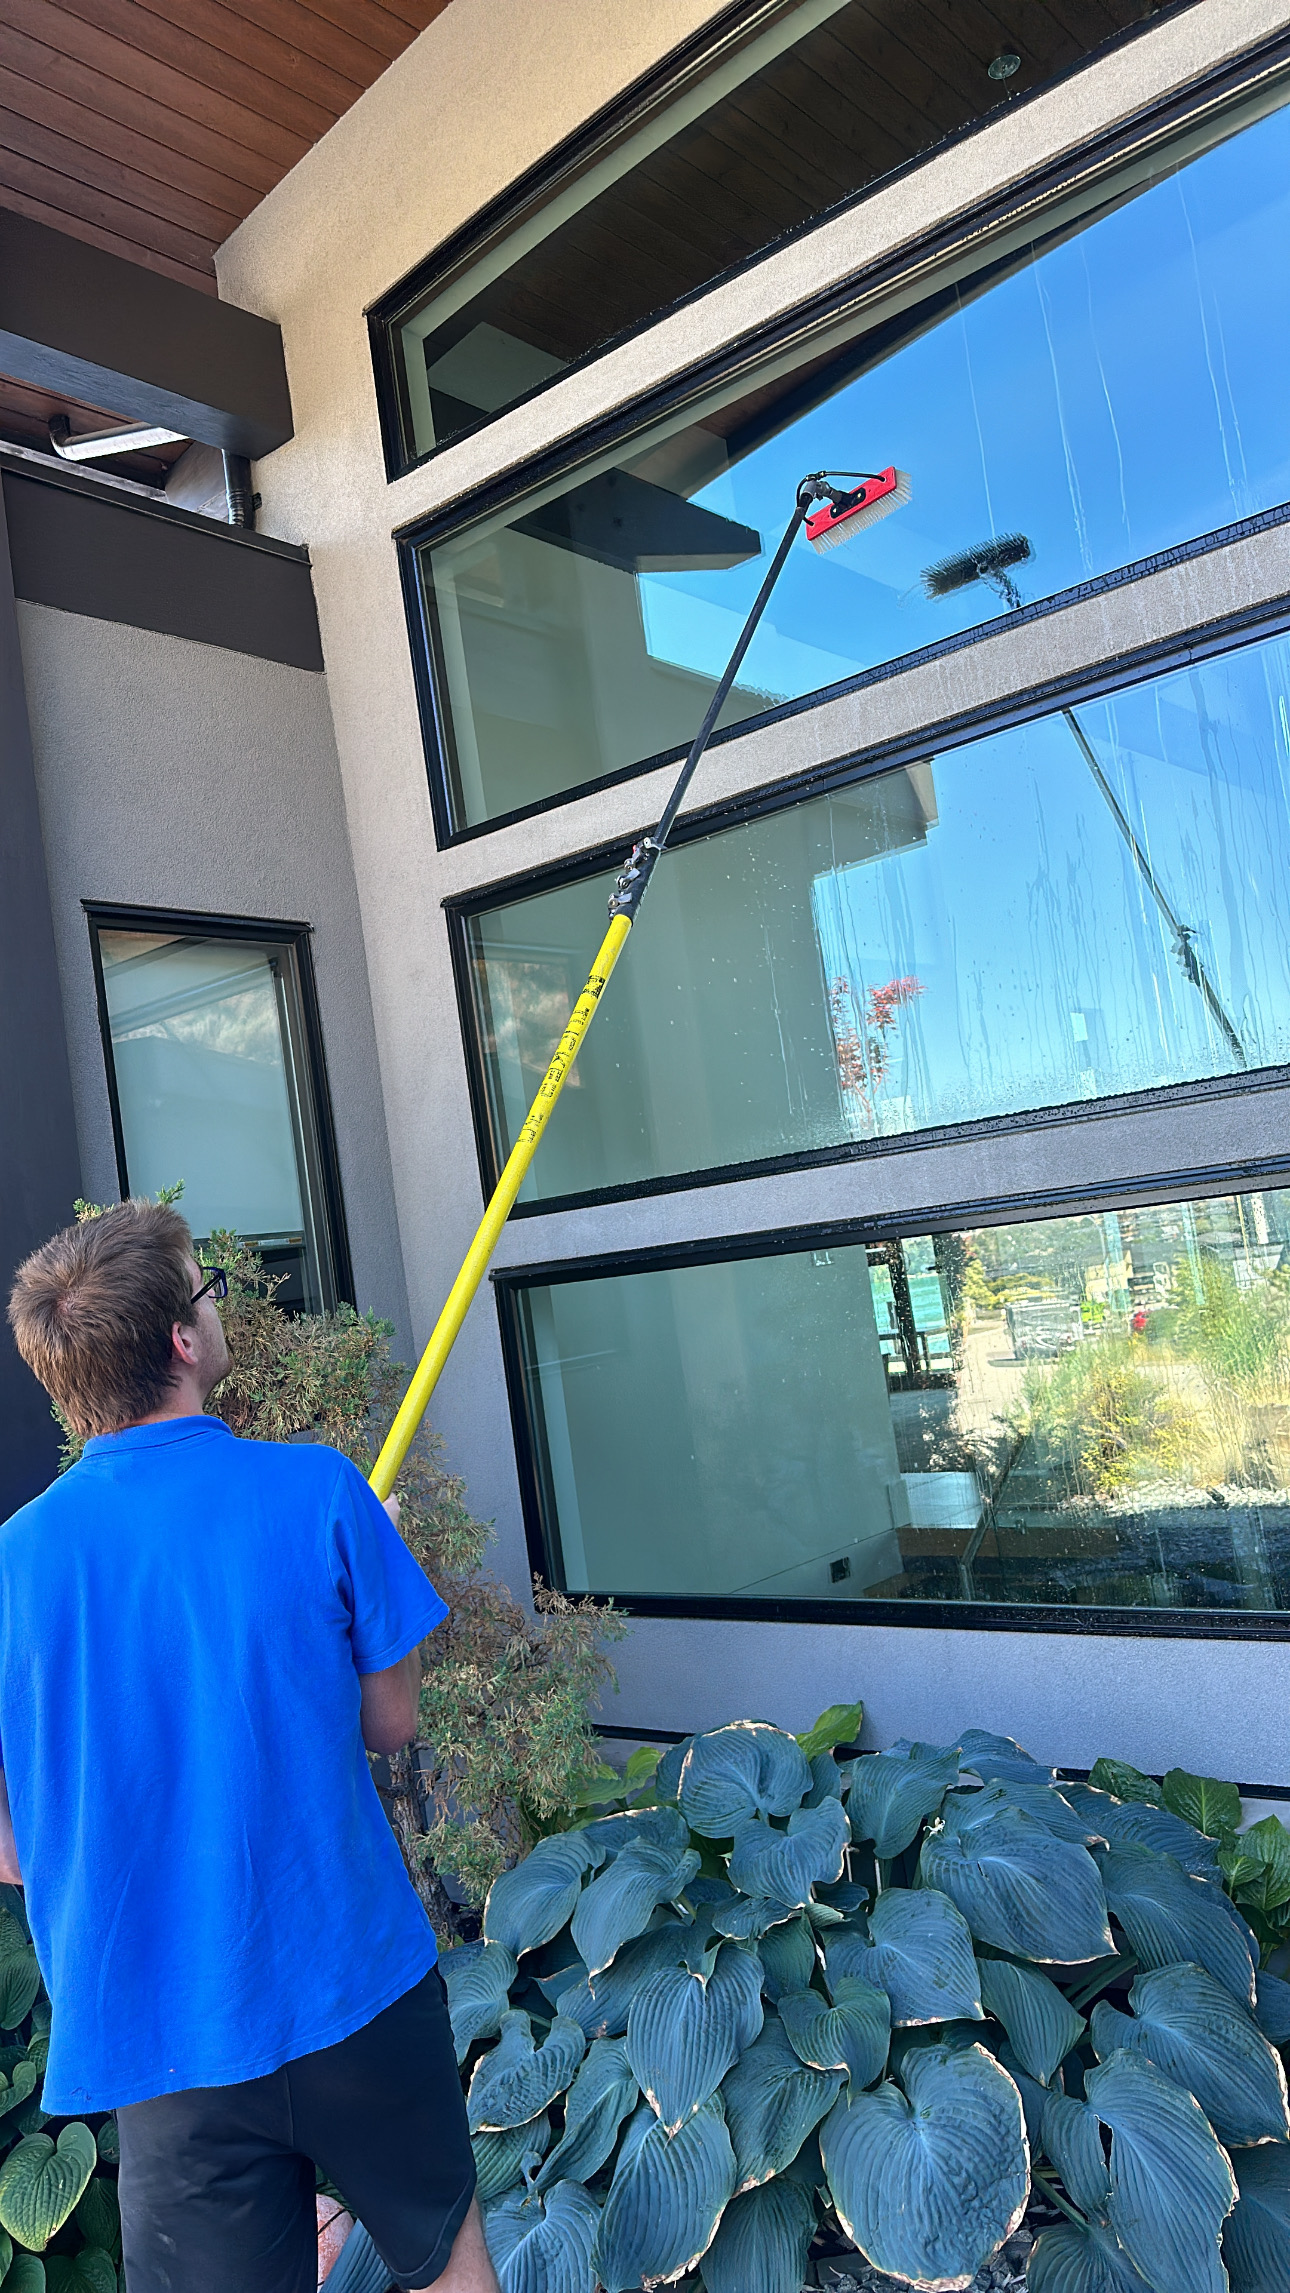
[
  {"xmin": 92, "ymin": 920, "xmax": 347, "ymax": 1313},
  {"xmin": 377, "ymin": 0, "xmax": 1171, "ymax": 469},
  {"xmin": 464, "ymin": 633, "xmax": 1290, "ymax": 1206},
  {"xmin": 414, "ymin": 87, "xmax": 1290, "ymax": 831},
  {"xmin": 508, "ymin": 1183, "xmax": 1290, "ymax": 1617}
]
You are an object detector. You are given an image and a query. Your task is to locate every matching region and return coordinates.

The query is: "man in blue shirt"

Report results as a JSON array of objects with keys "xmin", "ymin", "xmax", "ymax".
[{"xmin": 4, "ymin": 1200, "xmax": 497, "ymax": 2293}]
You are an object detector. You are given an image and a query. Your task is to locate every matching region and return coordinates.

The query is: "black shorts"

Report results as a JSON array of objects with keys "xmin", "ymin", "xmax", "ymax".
[{"xmin": 117, "ymin": 1968, "xmax": 474, "ymax": 2293}]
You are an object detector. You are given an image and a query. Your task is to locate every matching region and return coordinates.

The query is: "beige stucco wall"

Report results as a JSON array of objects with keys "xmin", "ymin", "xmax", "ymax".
[{"xmin": 212, "ymin": 0, "xmax": 1290, "ymax": 1776}]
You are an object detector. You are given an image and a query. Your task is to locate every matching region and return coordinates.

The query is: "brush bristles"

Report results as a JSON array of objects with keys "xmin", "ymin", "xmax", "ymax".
[
  {"xmin": 807, "ymin": 469, "xmax": 912, "ymax": 553},
  {"xmin": 922, "ymin": 532, "xmax": 1032, "ymax": 597}
]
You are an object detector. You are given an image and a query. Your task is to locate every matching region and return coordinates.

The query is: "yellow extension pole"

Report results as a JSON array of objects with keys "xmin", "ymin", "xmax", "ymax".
[{"xmin": 368, "ymin": 912, "xmax": 633, "ymax": 1500}]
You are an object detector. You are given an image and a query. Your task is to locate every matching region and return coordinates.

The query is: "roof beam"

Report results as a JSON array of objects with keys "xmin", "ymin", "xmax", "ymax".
[{"xmin": 0, "ymin": 211, "xmax": 292, "ymax": 459}]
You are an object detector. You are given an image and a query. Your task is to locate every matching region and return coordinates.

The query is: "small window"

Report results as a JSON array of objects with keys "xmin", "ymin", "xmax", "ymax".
[
  {"xmin": 409, "ymin": 84, "xmax": 1290, "ymax": 834},
  {"xmin": 505, "ymin": 1184, "xmax": 1290, "ymax": 1621},
  {"xmin": 462, "ymin": 629, "xmax": 1290, "ymax": 1207},
  {"xmin": 89, "ymin": 914, "xmax": 350, "ymax": 1314},
  {"xmin": 373, "ymin": 0, "xmax": 1177, "ymax": 472}
]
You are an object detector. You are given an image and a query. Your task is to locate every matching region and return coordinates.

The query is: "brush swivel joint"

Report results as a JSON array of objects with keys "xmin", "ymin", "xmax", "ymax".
[{"xmin": 608, "ymin": 836, "xmax": 661, "ymax": 922}]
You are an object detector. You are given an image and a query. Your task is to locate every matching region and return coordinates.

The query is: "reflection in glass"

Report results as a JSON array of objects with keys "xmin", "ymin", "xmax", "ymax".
[
  {"xmin": 467, "ymin": 634, "xmax": 1290, "ymax": 1203},
  {"xmin": 420, "ymin": 92, "xmax": 1290, "ymax": 829},
  {"xmin": 96, "ymin": 929, "xmax": 338, "ymax": 1313},
  {"xmin": 514, "ymin": 1187, "xmax": 1290, "ymax": 1615},
  {"xmin": 385, "ymin": 0, "xmax": 1174, "ymax": 465}
]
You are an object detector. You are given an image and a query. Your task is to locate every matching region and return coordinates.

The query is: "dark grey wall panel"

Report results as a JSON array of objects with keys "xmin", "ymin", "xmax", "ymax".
[
  {"xmin": 0, "ymin": 487, "xmax": 83, "ymax": 1519},
  {"xmin": 2, "ymin": 466, "xmax": 323, "ymax": 672},
  {"xmin": 0, "ymin": 212, "xmax": 292, "ymax": 460}
]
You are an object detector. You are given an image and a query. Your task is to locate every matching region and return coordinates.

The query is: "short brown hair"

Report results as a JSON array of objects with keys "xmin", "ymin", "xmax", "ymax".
[{"xmin": 9, "ymin": 1201, "xmax": 197, "ymax": 1437}]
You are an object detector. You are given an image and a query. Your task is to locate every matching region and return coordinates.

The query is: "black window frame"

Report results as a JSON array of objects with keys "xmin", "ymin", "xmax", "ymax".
[
  {"xmin": 492, "ymin": 1163, "xmax": 1290, "ymax": 1642},
  {"xmin": 396, "ymin": 22, "xmax": 1290, "ymax": 850},
  {"xmin": 86, "ymin": 900, "xmax": 355, "ymax": 1311},
  {"xmin": 444, "ymin": 584, "xmax": 1290, "ymax": 1222},
  {"xmin": 367, "ymin": 0, "xmax": 1201, "ymax": 483}
]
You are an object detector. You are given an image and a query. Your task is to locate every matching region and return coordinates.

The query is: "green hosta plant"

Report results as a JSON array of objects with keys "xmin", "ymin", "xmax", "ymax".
[
  {"xmin": 438, "ymin": 1710, "xmax": 1290, "ymax": 2293},
  {"xmin": 0, "ymin": 1895, "xmax": 122, "ymax": 2291}
]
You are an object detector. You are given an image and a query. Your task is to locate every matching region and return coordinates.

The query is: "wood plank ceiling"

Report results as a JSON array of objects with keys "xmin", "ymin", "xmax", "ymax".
[{"xmin": 0, "ymin": 0, "xmax": 451, "ymax": 471}]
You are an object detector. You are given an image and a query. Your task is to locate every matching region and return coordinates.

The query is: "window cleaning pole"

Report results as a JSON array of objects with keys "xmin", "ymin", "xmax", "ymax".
[{"xmin": 369, "ymin": 466, "xmax": 906, "ymax": 1498}]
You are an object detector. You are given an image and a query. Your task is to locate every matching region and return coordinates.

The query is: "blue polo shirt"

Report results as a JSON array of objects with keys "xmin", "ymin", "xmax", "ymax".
[{"xmin": 0, "ymin": 1417, "xmax": 447, "ymax": 2112}]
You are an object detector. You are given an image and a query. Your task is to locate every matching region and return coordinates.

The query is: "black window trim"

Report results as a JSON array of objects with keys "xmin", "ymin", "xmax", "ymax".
[
  {"xmin": 443, "ymin": 579, "xmax": 1290, "ymax": 1218},
  {"xmin": 491, "ymin": 1157, "xmax": 1290, "ymax": 1642},
  {"xmin": 85, "ymin": 900, "xmax": 355, "ymax": 1310},
  {"xmin": 368, "ymin": 0, "xmax": 1213, "ymax": 483}
]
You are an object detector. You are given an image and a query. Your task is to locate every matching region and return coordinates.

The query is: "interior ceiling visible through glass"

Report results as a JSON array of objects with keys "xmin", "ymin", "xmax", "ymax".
[
  {"xmin": 389, "ymin": 0, "xmax": 1175, "ymax": 464},
  {"xmin": 513, "ymin": 1185, "xmax": 1290, "ymax": 1616},
  {"xmin": 420, "ymin": 88, "xmax": 1290, "ymax": 833},
  {"xmin": 467, "ymin": 631, "xmax": 1290, "ymax": 1203}
]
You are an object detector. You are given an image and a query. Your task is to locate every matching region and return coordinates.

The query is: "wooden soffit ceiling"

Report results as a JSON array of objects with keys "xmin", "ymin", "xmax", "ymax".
[{"xmin": 0, "ymin": 0, "xmax": 454, "ymax": 297}]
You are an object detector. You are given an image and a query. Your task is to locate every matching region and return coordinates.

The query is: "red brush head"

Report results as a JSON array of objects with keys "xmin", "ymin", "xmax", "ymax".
[{"xmin": 805, "ymin": 467, "xmax": 912, "ymax": 554}]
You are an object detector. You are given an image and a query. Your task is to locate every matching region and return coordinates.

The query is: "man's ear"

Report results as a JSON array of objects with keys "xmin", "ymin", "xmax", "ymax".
[{"xmin": 171, "ymin": 1320, "xmax": 201, "ymax": 1367}]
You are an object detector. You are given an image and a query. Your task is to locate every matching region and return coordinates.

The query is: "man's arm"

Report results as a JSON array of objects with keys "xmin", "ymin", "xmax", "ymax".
[
  {"xmin": 0, "ymin": 1772, "xmax": 21, "ymax": 1886},
  {"xmin": 359, "ymin": 1647, "xmax": 422, "ymax": 1755}
]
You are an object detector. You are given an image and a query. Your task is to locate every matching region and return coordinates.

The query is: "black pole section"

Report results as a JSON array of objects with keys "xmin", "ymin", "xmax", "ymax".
[
  {"xmin": 609, "ymin": 490, "xmax": 810, "ymax": 923},
  {"xmin": 1061, "ymin": 707, "xmax": 1246, "ymax": 1066}
]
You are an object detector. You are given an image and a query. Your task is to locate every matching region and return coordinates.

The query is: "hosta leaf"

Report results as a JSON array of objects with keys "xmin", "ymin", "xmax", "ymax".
[
  {"xmin": 72, "ymin": 2177, "xmax": 120, "ymax": 2261},
  {"xmin": 655, "ymin": 1740, "xmax": 691, "ymax": 1803},
  {"xmin": 442, "ymin": 1941, "xmax": 519, "ymax": 2064},
  {"xmin": 1029, "ymin": 2221, "xmax": 1161, "ymax": 2293},
  {"xmin": 535, "ymin": 2041, "xmax": 637, "ymax": 2192},
  {"xmin": 956, "ymin": 1731, "xmax": 1053, "ymax": 1785},
  {"xmin": 0, "ymin": 1946, "xmax": 40, "ymax": 2035},
  {"xmin": 1223, "ymin": 2142, "xmax": 1290, "ymax": 2292},
  {"xmin": 847, "ymin": 1748, "xmax": 961, "ymax": 1858},
  {"xmin": 995, "ymin": 2039, "xmax": 1049, "ymax": 2149},
  {"xmin": 1063, "ymin": 1784, "xmax": 1219, "ymax": 1877},
  {"xmin": 830, "ymin": 1888, "xmax": 983, "ymax": 2027},
  {"xmin": 93, "ymin": 2123, "xmax": 118, "ymax": 2168},
  {"xmin": 473, "ymin": 2117, "xmax": 552, "ymax": 2203},
  {"xmin": 963, "ymin": 1781, "xmax": 1107, "ymax": 1850},
  {"xmin": 679, "ymin": 1725, "xmax": 811, "ymax": 1838},
  {"xmin": 1099, "ymin": 1845, "xmax": 1257, "ymax": 2004},
  {"xmin": 1090, "ymin": 1963, "xmax": 1290, "ymax": 2145},
  {"xmin": 557, "ymin": 1922, "xmax": 693, "ymax": 2040},
  {"xmin": 977, "ymin": 1960, "xmax": 1085, "ymax": 2086},
  {"xmin": 1088, "ymin": 1761, "xmax": 1164, "ymax": 1809},
  {"xmin": 44, "ymin": 2255, "xmax": 115, "ymax": 2293},
  {"xmin": 467, "ymin": 2013, "xmax": 586, "ymax": 2134},
  {"xmin": 756, "ymin": 1916, "xmax": 818, "ymax": 2003},
  {"xmin": 626, "ymin": 1944, "xmax": 762, "ymax": 2134},
  {"xmin": 1161, "ymin": 1770, "xmax": 1242, "ymax": 1840},
  {"xmin": 821, "ymin": 2042, "xmax": 1029, "ymax": 2288},
  {"xmin": 711, "ymin": 1897, "xmax": 796, "ymax": 1941},
  {"xmin": 1231, "ymin": 1817, "xmax": 1290, "ymax": 1910},
  {"xmin": 1085, "ymin": 2048, "xmax": 1237, "ymax": 2293},
  {"xmin": 922, "ymin": 1798, "xmax": 1112, "ymax": 1963},
  {"xmin": 484, "ymin": 2180, "xmax": 600, "ymax": 2293},
  {"xmin": 796, "ymin": 1702, "xmax": 864, "ymax": 1763},
  {"xmin": 579, "ymin": 1807, "xmax": 691, "ymax": 1861},
  {"xmin": 593, "ymin": 2096, "xmax": 735, "ymax": 2291},
  {"xmin": 727, "ymin": 1801, "xmax": 848, "ymax": 1907},
  {"xmin": 0, "ymin": 2065, "xmax": 37, "ymax": 2122},
  {"xmin": 804, "ymin": 1753, "xmax": 843, "ymax": 1808},
  {"xmin": 779, "ymin": 1977, "xmax": 889, "ymax": 2092},
  {"xmin": 0, "ymin": 2125, "xmax": 96, "ymax": 2252},
  {"xmin": 700, "ymin": 2175, "xmax": 817, "ymax": 2293},
  {"xmin": 572, "ymin": 1843, "xmax": 701, "ymax": 1979},
  {"xmin": 1039, "ymin": 2090, "xmax": 1111, "ymax": 2219},
  {"xmin": 1255, "ymin": 1971, "xmax": 1290, "ymax": 2045},
  {"xmin": 625, "ymin": 1746, "xmax": 663, "ymax": 1790},
  {"xmin": 720, "ymin": 2013, "xmax": 842, "ymax": 2192},
  {"xmin": 3, "ymin": 2263, "xmax": 45, "ymax": 2293},
  {"xmin": 484, "ymin": 1833, "xmax": 604, "ymax": 1957}
]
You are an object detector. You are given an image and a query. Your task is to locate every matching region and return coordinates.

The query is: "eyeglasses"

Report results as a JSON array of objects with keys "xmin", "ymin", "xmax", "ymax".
[{"xmin": 191, "ymin": 1268, "xmax": 229, "ymax": 1306}]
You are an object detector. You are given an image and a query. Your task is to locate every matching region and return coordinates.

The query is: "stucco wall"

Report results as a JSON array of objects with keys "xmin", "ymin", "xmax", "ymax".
[
  {"xmin": 16, "ymin": 600, "xmax": 410, "ymax": 1350},
  {"xmin": 211, "ymin": 0, "xmax": 1290, "ymax": 1774}
]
